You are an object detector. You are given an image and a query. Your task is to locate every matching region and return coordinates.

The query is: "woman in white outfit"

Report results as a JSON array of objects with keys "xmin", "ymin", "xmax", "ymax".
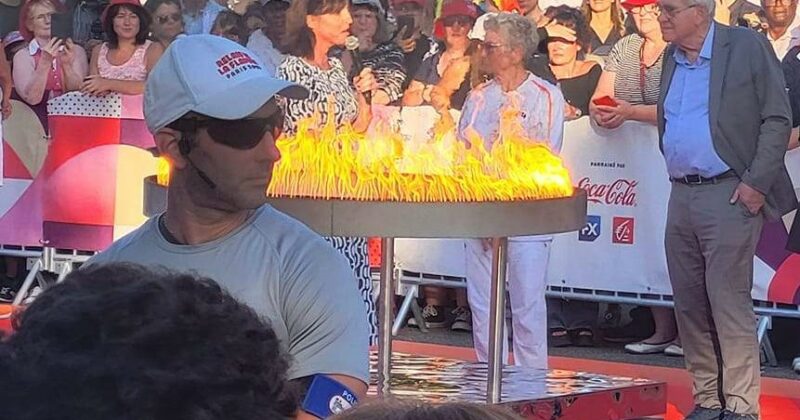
[{"xmin": 457, "ymin": 12, "xmax": 566, "ymax": 369}]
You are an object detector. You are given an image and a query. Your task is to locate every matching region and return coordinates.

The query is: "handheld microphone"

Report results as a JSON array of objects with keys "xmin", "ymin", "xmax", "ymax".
[
  {"xmin": 179, "ymin": 137, "xmax": 217, "ymax": 190},
  {"xmin": 345, "ymin": 35, "xmax": 372, "ymax": 104}
]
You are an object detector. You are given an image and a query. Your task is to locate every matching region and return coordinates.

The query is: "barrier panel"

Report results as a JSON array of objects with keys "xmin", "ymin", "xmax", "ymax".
[{"xmin": 0, "ymin": 92, "xmax": 158, "ymax": 251}]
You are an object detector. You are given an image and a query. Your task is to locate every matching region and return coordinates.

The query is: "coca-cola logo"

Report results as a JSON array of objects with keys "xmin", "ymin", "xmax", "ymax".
[{"xmin": 577, "ymin": 177, "xmax": 638, "ymax": 207}]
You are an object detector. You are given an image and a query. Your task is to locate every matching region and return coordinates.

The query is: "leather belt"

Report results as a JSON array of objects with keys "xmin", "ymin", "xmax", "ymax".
[{"xmin": 670, "ymin": 170, "xmax": 737, "ymax": 185}]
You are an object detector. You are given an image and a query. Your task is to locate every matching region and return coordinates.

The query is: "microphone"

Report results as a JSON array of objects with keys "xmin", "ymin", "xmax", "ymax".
[
  {"xmin": 345, "ymin": 35, "xmax": 372, "ymax": 104},
  {"xmin": 186, "ymin": 155, "xmax": 218, "ymax": 190}
]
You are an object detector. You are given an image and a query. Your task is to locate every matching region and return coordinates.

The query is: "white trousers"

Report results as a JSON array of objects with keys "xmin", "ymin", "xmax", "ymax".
[{"xmin": 465, "ymin": 238, "xmax": 550, "ymax": 369}]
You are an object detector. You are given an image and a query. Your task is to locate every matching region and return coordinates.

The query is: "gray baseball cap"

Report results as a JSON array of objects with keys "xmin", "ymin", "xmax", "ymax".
[{"xmin": 144, "ymin": 35, "xmax": 307, "ymax": 133}]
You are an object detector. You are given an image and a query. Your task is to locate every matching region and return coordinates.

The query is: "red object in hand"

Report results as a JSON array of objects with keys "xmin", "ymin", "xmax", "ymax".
[{"xmin": 593, "ymin": 96, "xmax": 618, "ymax": 107}]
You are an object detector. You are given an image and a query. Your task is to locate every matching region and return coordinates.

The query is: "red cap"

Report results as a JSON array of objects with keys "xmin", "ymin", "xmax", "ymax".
[
  {"xmin": 621, "ymin": 0, "xmax": 658, "ymax": 10},
  {"xmin": 433, "ymin": 0, "xmax": 479, "ymax": 38},
  {"xmin": 101, "ymin": 0, "xmax": 144, "ymax": 22}
]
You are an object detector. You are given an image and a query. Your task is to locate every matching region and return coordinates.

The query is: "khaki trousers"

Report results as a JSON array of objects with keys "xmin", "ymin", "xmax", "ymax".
[{"xmin": 666, "ymin": 177, "xmax": 763, "ymax": 416}]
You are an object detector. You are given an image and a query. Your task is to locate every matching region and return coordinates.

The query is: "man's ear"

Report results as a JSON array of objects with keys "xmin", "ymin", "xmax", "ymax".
[{"xmin": 155, "ymin": 128, "xmax": 189, "ymax": 170}]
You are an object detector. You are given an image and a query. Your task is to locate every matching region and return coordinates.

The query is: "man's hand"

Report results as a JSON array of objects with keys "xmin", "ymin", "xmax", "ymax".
[
  {"xmin": 730, "ymin": 182, "xmax": 765, "ymax": 215},
  {"xmin": 481, "ymin": 238, "xmax": 493, "ymax": 252}
]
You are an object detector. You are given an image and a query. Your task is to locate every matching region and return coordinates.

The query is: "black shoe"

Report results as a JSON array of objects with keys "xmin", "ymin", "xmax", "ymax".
[
  {"xmin": 419, "ymin": 305, "xmax": 448, "ymax": 328},
  {"xmin": 450, "ymin": 306, "xmax": 472, "ymax": 332},
  {"xmin": 550, "ymin": 328, "xmax": 571, "ymax": 347},
  {"xmin": 720, "ymin": 410, "xmax": 757, "ymax": 420},
  {"xmin": 684, "ymin": 406, "xmax": 723, "ymax": 420},
  {"xmin": 601, "ymin": 306, "xmax": 654, "ymax": 343},
  {"xmin": 570, "ymin": 328, "xmax": 595, "ymax": 347}
]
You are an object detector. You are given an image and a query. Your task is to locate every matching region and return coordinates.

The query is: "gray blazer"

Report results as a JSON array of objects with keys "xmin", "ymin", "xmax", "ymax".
[{"xmin": 657, "ymin": 23, "xmax": 796, "ymax": 220}]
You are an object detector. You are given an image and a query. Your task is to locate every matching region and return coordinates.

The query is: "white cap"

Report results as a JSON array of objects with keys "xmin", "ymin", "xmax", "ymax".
[
  {"xmin": 144, "ymin": 35, "xmax": 307, "ymax": 133},
  {"xmin": 468, "ymin": 13, "xmax": 496, "ymax": 41}
]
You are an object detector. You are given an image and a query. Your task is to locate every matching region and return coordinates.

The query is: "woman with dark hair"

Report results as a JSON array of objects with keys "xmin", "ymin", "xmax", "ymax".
[
  {"xmin": 545, "ymin": 6, "xmax": 601, "ymax": 119},
  {"xmin": 12, "ymin": 0, "xmax": 88, "ymax": 106},
  {"xmin": 278, "ymin": 0, "xmax": 375, "ymax": 133},
  {"xmin": 277, "ymin": 0, "xmax": 378, "ymax": 343},
  {"xmin": 211, "ymin": 10, "xmax": 246, "ymax": 45},
  {"xmin": 145, "ymin": 0, "xmax": 184, "ymax": 48},
  {"xmin": 0, "ymin": 263, "xmax": 298, "ymax": 419},
  {"xmin": 581, "ymin": 0, "xmax": 626, "ymax": 56},
  {"xmin": 348, "ymin": 0, "xmax": 407, "ymax": 105},
  {"xmin": 83, "ymin": 0, "xmax": 164, "ymax": 96}
]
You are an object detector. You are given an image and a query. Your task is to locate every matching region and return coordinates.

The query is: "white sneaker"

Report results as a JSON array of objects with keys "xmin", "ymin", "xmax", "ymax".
[
  {"xmin": 793, "ymin": 357, "xmax": 800, "ymax": 373},
  {"xmin": 664, "ymin": 343, "xmax": 684, "ymax": 357},
  {"xmin": 624, "ymin": 340, "xmax": 672, "ymax": 354}
]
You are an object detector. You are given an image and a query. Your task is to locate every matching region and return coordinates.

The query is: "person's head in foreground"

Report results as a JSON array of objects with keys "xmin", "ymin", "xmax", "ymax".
[
  {"xmin": 331, "ymin": 400, "xmax": 524, "ymax": 420},
  {"xmin": 145, "ymin": 35, "xmax": 306, "ymax": 212},
  {"xmin": 0, "ymin": 263, "xmax": 297, "ymax": 420}
]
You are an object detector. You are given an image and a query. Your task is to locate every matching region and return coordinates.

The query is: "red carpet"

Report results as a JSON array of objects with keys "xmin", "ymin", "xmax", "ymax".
[{"xmin": 393, "ymin": 341, "xmax": 800, "ymax": 419}]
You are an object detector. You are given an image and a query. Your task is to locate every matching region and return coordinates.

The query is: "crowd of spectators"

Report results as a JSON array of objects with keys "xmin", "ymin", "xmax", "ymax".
[{"xmin": 1, "ymin": 2, "xmax": 800, "ymax": 417}]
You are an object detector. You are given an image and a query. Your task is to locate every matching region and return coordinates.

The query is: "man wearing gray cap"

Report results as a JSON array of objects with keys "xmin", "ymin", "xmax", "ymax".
[{"xmin": 89, "ymin": 35, "xmax": 369, "ymax": 418}]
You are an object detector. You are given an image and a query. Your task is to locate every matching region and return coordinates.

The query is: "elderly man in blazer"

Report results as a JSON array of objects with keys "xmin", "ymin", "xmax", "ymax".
[{"xmin": 657, "ymin": 0, "xmax": 795, "ymax": 419}]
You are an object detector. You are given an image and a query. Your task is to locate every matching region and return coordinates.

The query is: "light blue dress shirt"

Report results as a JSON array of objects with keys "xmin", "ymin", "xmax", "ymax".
[{"xmin": 663, "ymin": 25, "xmax": 730, "ymax": 179}]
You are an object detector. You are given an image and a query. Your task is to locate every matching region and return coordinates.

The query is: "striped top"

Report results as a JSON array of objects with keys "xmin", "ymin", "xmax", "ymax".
[{"xmin": 605, "ymin": 33, "xmax": 664, "ymax": 106}]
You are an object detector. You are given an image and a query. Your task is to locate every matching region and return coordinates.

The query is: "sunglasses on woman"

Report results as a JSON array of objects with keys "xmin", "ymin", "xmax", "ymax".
[
  {"xmin": 168, "ymin": 109, "xmax": 285, "ymax": 150},
  {"xmin": 156, "ymin": 13, "xmax": 182, "ymax": 24},
  {"xmin": 442, "ymin": 15, "xmax": 473, "ymax": 27}
]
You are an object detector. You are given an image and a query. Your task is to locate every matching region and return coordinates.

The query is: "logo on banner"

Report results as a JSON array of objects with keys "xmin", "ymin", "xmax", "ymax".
[
  {"xmin": 577, "ymin": 177, "xmax": 638, "ymax": 207},
  {"xmin": 579, "ymin": 215, "xmax": 601, "ymax": 242},
  {"xmin": 612, "ymin": 217, "xmax": 634, "ymax": 244}
]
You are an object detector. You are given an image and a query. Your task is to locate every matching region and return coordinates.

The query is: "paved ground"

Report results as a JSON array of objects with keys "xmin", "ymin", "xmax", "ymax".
[{"xmin": 396, "ymin": 325, "xmax": 800, "ymax": 380}]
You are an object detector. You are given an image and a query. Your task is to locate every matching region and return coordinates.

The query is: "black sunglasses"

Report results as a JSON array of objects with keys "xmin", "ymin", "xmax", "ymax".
[
  {"xmin": 168, "ymin": 110, "xmax": 285, "ymax": 150},
  {"xmin": 442, "ymin": 15, "xmax": 473, "ymax": 27}
]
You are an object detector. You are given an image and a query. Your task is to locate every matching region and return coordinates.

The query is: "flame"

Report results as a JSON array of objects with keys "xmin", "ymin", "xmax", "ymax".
[
  {"xmin": 157, "ymin": 102, "xmax": 573, "ymax": 202},
  {"xmin": 156, "ymin": 156, "xmax": 171, "ymax": 186}
]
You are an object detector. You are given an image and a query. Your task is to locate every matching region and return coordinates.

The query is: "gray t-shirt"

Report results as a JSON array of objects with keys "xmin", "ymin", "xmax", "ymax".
[{"xmin": 88, "ymin": 205, "xmax": 370, "ymax": 383}]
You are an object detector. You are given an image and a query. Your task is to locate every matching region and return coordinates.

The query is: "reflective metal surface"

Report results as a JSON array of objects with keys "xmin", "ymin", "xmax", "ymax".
[{"xmin": 368, "ymin": 353, "xmax": 660, "ymax": 404}]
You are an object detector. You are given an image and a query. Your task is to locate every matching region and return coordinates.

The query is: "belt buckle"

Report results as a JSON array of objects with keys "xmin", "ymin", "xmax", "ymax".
[{"xmin": 683, "ymin": 174, "xmax": 703, "ymax": 184}]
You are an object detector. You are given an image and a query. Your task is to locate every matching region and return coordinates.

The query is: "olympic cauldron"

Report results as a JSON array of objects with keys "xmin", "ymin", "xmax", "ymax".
[{"xmin": 144, "ymin": 109, "xmax": 587, "ymax": 404}]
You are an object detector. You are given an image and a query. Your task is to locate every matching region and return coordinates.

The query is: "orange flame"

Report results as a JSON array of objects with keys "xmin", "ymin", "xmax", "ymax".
[{"xmin": 157, "ymin": 103, "xmax": 573, "ymax": 202}]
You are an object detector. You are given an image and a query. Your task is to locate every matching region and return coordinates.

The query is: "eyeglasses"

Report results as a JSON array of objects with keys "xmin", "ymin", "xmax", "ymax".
[
  {"xmin": 156, "ymin": 13, "xmax": 182, "ymax": 24},
  {"xmin": 32, "ymin": 12, "xmax": 54, "ymax": 22},
  {"xmin": 442, "ymin": 15, "xmax": 473, "ymax": 28},
  {"xmin": 763, "ymin": 0, "xmax": 796, "ymax": 6},
  {"xmin": 630, "ymin": 4, "xmax": 660, "ymax": 15},
  {"xmin": 483, "ymin": 42, "xmax": 506, "ymax": 53},
  {"xmin": 168, "ymin": 110, "xmax": 285, "ymax": 150},
  {"xmin": 659, "ymin": 3, "xmax": 697, "ymax": 19}
]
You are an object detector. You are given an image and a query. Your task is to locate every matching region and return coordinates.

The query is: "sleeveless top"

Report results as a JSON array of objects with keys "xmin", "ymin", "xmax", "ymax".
[{"xmin": 98, "ymin": 40, "xmax": 151, "ymax": 81}]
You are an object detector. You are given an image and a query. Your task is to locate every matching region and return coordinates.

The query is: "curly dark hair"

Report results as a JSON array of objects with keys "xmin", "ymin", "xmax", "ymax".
[
  {"xmin": 331, "ymin": 400, "xmax": 524, "ymax": 420},
  {"xmin": 545, "ymin": 6, "xmax": 593, "ymax": 54},
  {"xmin": 0, "ymin": 263, "xmax": 297, "ymax": 420}
]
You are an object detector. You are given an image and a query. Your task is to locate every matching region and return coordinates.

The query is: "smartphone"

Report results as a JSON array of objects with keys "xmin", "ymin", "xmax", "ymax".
[
  {"xmin": 592, "ymin": 96, "xmax": 618, "ymax": 107},
  {"xmin": 395, "ymin": 15, "xmax": 416, "ymax": 40},
  {"xmin": 50, "ymin": 13, "xmax": 72, "ymax": 40}
]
